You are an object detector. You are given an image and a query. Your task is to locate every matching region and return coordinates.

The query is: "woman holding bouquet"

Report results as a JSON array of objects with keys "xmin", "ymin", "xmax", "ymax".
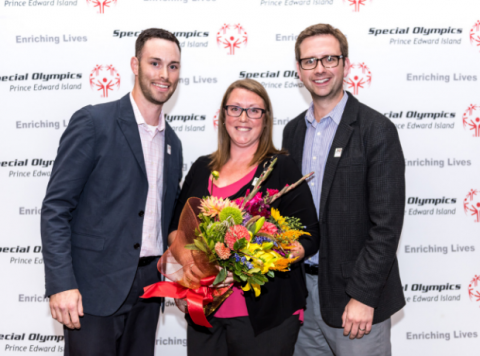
[{"xmin": 169, "ymin": 79, "xmax": 320, "ymax": 356}]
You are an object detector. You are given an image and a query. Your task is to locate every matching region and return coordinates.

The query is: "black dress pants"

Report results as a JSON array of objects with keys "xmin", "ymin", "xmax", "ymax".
[
  {"xmin": 64, "ymin": 258, "xmax": 162, "ymax": 356},
  {"xmin": 187, "ymin": 314, "xmax": 301, "ymax": 356}
]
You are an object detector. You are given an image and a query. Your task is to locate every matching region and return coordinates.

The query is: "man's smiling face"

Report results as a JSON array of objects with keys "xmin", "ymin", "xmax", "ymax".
[
  {"xmin": 136, "ymin": 38, "xmax": 181, "ymax": 106},
  {"xmin": 297, "ymin": 34, "xmax": 350, "ymax": 102}
]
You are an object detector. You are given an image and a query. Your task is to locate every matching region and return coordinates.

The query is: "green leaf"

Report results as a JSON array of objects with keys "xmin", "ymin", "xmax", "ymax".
[
  {"xmin": 251, "ymin": 274, "xmax": 266, "ymax": 285},
  {"xmin": 247, "ymin": 267, "xmax": 261, "ymax": 274},
  {"xmin": 267, "ymin": 271, "xmax": 275, "ymax": 278},
  {"xmin": 184, "ymin": 244, "xmax": 200, "ymax": 251},
  {"xmin": 213, "ymin": 268, "xmax": 227, "ymax": 286},
  {"xmin": 239, "ymin": 273, "xmax": 248, "ymax": 281},
  {"xmin": 193, "ymin": 238, "xmax": 207, "ymax": 253},
  {"xmin": 233, "ymin": 238, "xmax": 248, "ymax": 251}
]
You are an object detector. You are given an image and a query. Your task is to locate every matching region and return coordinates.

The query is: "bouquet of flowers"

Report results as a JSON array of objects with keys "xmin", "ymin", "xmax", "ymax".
[{"xmin": 142, "ymin": 158, "xmax": 313, "ymax": 327}]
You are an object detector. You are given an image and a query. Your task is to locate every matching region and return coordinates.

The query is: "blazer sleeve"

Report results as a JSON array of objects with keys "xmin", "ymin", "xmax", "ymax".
[
  {"xmin": 41, "ymin": 107, "xmax": 96, "ymax": 297},
  {"xmin": 276, "ymin": 156, "xmax": 320, "ymax": 259},
  {"xmin": 345, "ymin": 119, "xmax": 406, "ymax": 308}
]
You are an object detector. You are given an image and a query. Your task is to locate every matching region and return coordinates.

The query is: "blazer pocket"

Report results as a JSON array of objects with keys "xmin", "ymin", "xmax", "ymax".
[
  {"xmin": 341, "ymin": 261, "xmax": 357, "ymax": 279},
  {"xmin": 71, "ymin": 233, "xmax": 105, "ymax": 251},
  {"xmin": 337, "ymin": 157, "xmax": 364, "ymax": 168}
]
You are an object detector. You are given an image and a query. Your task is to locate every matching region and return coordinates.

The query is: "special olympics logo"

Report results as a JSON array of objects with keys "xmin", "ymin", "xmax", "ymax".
[
  {"xmin": 468, "ymin": 275, "xmax": 480, "ymax": 307},
  {"xmin": 469, "ymin": 20, "xmax": 480, "ymax": 51},
  {"xmin": 86, "ymin": 0, "xmax": 117, "ymax": 14},
  {"xmin": 464, "ymin": 189, "xmax": 480, "ymax": 223},
  {"xmin": 344, "ymin": 63, "xmax": 371, "ymax": 95},
  {"xmin": 89, "ymin": 65, "xmax": 121, "ymax": 98},
  {"xmin": 216, "ymin": 24, "xmax": 248, "ymax": 55},
  {"xmin": 344, "ymin": 0, "xmax": 371, "ymax": 12},
  {"xmin": 462, "ymin": 104, "xmax": 480, "ymax": 137},
  {"xmin": 213, "ymin": 109, "xmax": 220, "ymax": 129}
]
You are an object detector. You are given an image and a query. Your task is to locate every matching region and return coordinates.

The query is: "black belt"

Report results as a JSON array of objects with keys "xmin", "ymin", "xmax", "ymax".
[
  {"xmin": 304, "ymin": 263, "xmax": 319, "ymax": 275},
  {"xmin": 138, "ymin": 256, "xmax": 160, "ymax": 267}
]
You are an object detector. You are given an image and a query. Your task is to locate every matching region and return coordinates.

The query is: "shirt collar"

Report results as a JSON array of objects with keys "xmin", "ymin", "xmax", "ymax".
[
  {"xmin": 129, "ymin": 92, "xmax": 165, "ymax": 132},
  {"xmin": 305, "ymin": 91, "xmax": 348, "ymax": 127}
]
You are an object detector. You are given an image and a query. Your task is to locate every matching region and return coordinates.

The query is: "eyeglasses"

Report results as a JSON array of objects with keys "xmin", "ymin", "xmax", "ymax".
[
  {"xmin": 224, "ymin": 105, "xmax": 265, "ymax": 119},
  {"xmin": 299, "ymin": 55, "xmax": 344, "ymax": 70}
]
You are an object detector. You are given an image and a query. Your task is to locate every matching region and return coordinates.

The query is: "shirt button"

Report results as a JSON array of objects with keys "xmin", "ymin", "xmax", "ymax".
[
  {"xmin": 138, "ymin": 211, "xmax": 145, "ymax": 217},
  {"xmin": 313, "ymin": 156, "xmax": 317, "ymax": 160},
  {"xmin": 317, "ymin": 132, "xmax": 321, "ymax": 136},
  {"xmin": 311, "ymin": 182, "xmax": 315, "ymax": 186}
]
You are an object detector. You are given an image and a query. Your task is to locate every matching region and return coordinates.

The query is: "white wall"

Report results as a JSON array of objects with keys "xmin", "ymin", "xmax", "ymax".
[{"xmin": 0, "ymin": 0, "xmax": 479, "ymax": 354}]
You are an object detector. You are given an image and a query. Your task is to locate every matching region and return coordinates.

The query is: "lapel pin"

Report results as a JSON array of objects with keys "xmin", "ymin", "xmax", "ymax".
[
  {"xmin": 252, "ymin": 177, "xmax": 259, "ymax": 186},
  {"xmin": 167, "ymin": 144, "xmax": 171, "ymax": 155},
  {"xmin": 334, "ymin": 148, "xmax": 343, "ymax": 158}
]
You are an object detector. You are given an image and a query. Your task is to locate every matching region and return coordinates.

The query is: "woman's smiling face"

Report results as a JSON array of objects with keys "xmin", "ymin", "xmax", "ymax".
[{"xmin": 224, "ymin": 88, "xmax": 265, "ymax": 150}]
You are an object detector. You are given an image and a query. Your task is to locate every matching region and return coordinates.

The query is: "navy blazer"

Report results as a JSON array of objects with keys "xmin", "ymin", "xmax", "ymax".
[{"xmin": 41, "ymin": 94, "xmax": 183, "ymax": 316}]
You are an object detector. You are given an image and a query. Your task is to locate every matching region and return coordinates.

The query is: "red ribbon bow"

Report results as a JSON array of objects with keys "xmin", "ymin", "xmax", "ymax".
[{"xmin": 141, "ymin": 276, "xmax": 217, "ymax": 328}]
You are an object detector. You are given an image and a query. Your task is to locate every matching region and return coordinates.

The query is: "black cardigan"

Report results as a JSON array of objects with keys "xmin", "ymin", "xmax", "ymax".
[{"xmin": 169, "ymin": 154, "xmax": 320, "ymax": 335}]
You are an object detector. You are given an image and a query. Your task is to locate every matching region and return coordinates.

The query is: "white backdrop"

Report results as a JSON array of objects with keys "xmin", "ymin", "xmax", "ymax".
[{"xmin": 1, "ymin": 0, "xmax": 479, "ymax": 355}]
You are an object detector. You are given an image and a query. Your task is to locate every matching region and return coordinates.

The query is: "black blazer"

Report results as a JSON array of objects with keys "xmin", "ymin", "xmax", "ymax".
[
  {"xmin": 170, "ymin": 154, "xmax": 320, "ymax": 335},
  {"xmin": 41, "ymin": 94, "xmax": 183, "ymax": 316},
  {"xmin": 282, "ymin": 92, "xmax": 406, "ymax": 327}
]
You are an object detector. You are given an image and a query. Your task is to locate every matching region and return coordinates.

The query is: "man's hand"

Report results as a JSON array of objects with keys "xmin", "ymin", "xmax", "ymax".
[
  {"xmin": 342, "ymin": 298, "xmax": 374, "ymax": 339},
  {"xmin": 289, "ymin": 241, "xmax": 305, "ymax": 261},
  {"xmin": 49, "ymin": 289, "xmax": 84, "ymax": 329}
]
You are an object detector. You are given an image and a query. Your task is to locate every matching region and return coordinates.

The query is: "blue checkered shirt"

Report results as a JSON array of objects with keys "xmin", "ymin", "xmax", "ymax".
[{"xmin": 302, "ymin": 92, "xmax": 348, "ymax": 265}]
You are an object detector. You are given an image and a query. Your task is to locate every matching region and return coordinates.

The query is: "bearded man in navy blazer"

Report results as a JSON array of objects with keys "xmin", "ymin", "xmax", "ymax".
[
  {"xmin": 283, "ymin": 24, "xmax": 406, "ymax": 356},
  {"xmin": 41, "ymin": 28, "xmax": 183, "ymax": 356}
]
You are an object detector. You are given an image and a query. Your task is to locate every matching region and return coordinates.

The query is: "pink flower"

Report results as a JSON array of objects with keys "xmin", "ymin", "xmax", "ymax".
[
  {"xmin": 267, "ymin": 188, "xmax": 279, "ymax": 196},
  {"xmin": 259, "ymin": 221, "xmax": 278, "ymax": 236},
  {"xmin": 215, "ymin": 242, "xmax": 231, "ymax": 260},
  {"xmin": 225, "ymin": 225, "xmax": 251, "ymax": 250}
]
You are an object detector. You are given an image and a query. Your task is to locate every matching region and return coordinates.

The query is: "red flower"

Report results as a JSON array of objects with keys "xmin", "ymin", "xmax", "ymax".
[{"xmin": 225, "ymin": 225, "xmax": 251, "ymax": 250}]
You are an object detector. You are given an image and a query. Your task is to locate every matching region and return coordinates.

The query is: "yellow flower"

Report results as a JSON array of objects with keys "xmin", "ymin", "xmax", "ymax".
[
  {"xmin": 242, "ymin": 282, "xmax": 261, "ymax": 297},
  {"xmin": 271, "ymin": 208, "xmax": 289, "ymax": 231}
]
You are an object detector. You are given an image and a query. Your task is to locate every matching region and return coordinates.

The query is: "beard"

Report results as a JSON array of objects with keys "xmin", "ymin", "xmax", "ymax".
[{"xmin": 138, "ymin": 64, "xmax": 178, "ymax": 106}]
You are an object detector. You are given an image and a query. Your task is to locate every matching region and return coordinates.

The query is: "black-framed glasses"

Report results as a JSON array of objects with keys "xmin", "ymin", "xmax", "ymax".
[
  {"xmin": 224, "ymin": 105, "xmax": 265, "ymax": 119},
  {"xmin": 299, "ymin": 55, "xmax": 344, "ymax": 70}
]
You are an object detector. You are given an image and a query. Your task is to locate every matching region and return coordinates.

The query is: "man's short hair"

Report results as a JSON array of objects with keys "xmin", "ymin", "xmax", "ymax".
[
  {"xmin": 135, "ymin": 28, "xmax": 181, "ymax": 59},
  {"xmin": 295, "ymin": 24, "xmax": 348, "ymax": 61}
]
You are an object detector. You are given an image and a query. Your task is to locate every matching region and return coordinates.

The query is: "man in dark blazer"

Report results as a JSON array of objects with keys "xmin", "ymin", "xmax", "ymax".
[
  {"xmin": 283, "ymin": 24, "xmax": 406, "ymax": 356},
  {"xmin": 41, "ymin": 29, "xmax": 183, "ymax": 356}
]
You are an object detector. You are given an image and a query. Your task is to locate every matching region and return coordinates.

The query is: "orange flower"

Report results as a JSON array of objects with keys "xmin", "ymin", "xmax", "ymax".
[
  {"xmin": 215, "ymin": 242, "xmax": 231, "ymax": 260},
  {"xmin": 270, "ymin": 257, "xmax": 298, "ymax": 272}
]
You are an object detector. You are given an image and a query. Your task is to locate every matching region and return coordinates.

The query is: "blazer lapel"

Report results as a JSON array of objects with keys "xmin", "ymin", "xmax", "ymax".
[
  {"xmin": 319, "ymin": 93, "xmax": 359, "ymax": 219},
  {"xmin": 291, "ymin": 111, "xmax": 307, "ymax": 171},
  {"xmin": 162, "ymin": 124, "xmax": 173, "ymax": 197},
  {"xmin": 117, "ymin": 94, "xmax": 147, "ymax": 179}
]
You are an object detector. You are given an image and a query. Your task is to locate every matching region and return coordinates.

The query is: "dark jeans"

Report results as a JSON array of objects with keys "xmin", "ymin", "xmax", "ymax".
[
  {"xmin": 187, "ymin": 315, "xmax": 301, "ymax": 356},
  {"xmin": 64, "ymin": 258, "xmax": 162, "ymax": 356}
]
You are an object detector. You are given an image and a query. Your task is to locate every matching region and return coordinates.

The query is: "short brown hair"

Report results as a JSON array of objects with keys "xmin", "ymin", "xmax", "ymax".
[
  {"xmin": 135, "ymin": 28, "xmax": 181, "ymax": 59},
  {"xmin": 295, "ymin": 24, "xmax": 348, "ymax": 61},
  {"xmin": 209, "ymin": 79, "xmax": 284, "ymax": 171}
]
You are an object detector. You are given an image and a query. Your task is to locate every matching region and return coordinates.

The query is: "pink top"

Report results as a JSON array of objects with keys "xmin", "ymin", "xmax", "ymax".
[{"xmin": 208, "ymin": 167, "xmax": 303, "ymax": 322}]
